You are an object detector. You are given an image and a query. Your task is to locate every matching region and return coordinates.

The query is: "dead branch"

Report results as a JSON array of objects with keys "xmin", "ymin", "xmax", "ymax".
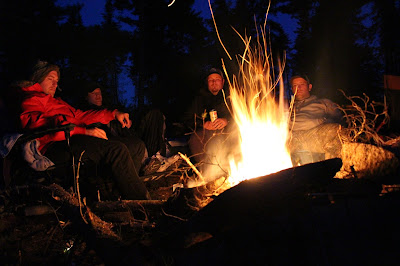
[
  {"xmin": 44, "ymin": 183, "xmax": 120, "ymax": 240},
  {"xmin": 92, "ymin": 200, "xmax": 165, "ymax": 212},
  {"xmin": 179, "ymin": 152, "xmax": 204, "ymax": 181},
  {"xmin": 85, "ymin": 205, "xmax": 119, "ymax": 239},
  {"xmin": 161, "ymin": 208, "xmax": 188, "ymax": 222},
  {"xmin": 76, "ymin": 151, "xmax": 88, "ymax": 224},
  {"xmin": 337, "ymin": 90, "xmax": 389, "ymax": 146}
]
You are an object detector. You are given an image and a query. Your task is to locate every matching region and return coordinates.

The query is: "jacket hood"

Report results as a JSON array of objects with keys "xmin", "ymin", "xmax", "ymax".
[
  {"xmin": 21, "ymin": 82, "xmax": 42, "ymax": 92},
  {"xmin": 19, "ymin": 82, "xmax": 48, "ymax": 100},
  {"xmin": 10, "ymin": 80, "xmax": 35, "ymax": 90}
]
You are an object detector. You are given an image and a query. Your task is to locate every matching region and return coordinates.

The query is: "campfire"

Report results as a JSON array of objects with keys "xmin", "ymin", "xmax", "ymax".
[
  {"xmin": 182, "ymin": 1, "xmax": 399, "ymax": 202},
  {"xmin": 225, "ymin": 42, "xmax": 292, "ymax": 187},
  {"xmin": 193, "ymin": 13, "xmax": 294, "ymax": 189}
]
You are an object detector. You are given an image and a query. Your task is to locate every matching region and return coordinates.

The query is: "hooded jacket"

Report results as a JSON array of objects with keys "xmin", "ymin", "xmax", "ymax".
[{"xmin": 19, "ymin": 83, "xmax": 116, "ymax": 153}]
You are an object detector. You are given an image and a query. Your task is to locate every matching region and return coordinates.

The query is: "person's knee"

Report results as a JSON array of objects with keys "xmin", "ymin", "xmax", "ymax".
[
  {"xmin": 107, "ymin": 140, "xmax": 131, "ymax": 158},
  {"xmin": 188, "ymin": 133, "xmax": 203, "ymax": 152},
  {"xmin": 133, "ymin": 139, "xmax": 147, "ymax": 163},
  {"xmin": 123, "ymin": 138, "xmax": 146, "ymax": 155},
  {"xmin": 188, "ymin": 133, "xmax": 198, "ymax": 146},
  {"xmin": 137, "ymin": 139, "xmax": 146, "ymax": 156}
]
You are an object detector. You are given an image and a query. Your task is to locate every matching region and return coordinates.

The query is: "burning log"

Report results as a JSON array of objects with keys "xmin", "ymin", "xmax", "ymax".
[{"xmin": 163, "ymin": 158, "xmax": 342, "ymax": 249}]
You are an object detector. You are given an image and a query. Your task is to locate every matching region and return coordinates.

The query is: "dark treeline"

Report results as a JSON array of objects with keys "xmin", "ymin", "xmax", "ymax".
[{"xmin": 0, "ymin": 0, "xmax": 399, "ymax": 123}]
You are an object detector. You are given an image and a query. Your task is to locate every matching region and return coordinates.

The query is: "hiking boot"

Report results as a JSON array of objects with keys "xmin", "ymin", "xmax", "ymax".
[
  {"xmin": 156, "ymin": 154, "xmax": 181, "ymax": 172},
  {"xmin": 142, "ymin": 156, "xmax": 162, "ymax": 175}
]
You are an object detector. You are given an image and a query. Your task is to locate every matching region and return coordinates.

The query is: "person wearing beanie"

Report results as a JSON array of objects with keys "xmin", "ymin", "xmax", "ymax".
[
  {"xmin": 84, "ymin": 81, "xmax": 103, "ymax": 108},
  {"xmin": 78, "ymin": 80, "xmax": 148, "ymax": 173},
  {"xmin": 183, "ymin": 68, "xmax": 231, "ymax": 131},
  {"xmin": 18, "ymin": 60, "xmax": 150, "ymax": 200},
  {"xmin": 182, "ymin": 67, "xmax": 237, "ymax": 179},
  {"xmin": 79, "ymin": 80, "xmax": 180, "ymax": 175},
  {"xmin": 30, "ymin": 60, "xmax": 61, "ymax": 87}
]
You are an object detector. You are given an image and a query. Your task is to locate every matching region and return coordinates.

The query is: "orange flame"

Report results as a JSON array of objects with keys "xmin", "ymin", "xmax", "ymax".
[
  {"xmin": 201, "ymin": 0, "xmax": 293, "ymax": 189},
  {"xmin": 223, "ymin": 28, "xmax": 293, "ymax": 187}
]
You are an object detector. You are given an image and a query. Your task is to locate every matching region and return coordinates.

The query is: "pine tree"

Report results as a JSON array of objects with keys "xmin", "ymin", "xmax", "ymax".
[{"xmin": 113, "ymin": 0, "xmax": 211, "ymax": 120}]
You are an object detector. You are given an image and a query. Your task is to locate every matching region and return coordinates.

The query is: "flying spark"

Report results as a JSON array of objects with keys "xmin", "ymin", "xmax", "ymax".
[{"xmin": 168, "ymin": 0, "xmax": 176, "ymax": 7}]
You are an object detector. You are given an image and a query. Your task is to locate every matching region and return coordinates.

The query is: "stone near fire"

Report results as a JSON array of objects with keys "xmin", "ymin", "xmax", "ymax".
[{"xmin": 335, "ymin": 142, "xmax": 399, "ymax": 180}]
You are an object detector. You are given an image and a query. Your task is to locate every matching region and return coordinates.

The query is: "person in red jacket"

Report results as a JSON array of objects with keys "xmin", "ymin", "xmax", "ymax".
[{"xmin": 18, "ymin": 60, "xmax": 149, "ymax": 200}]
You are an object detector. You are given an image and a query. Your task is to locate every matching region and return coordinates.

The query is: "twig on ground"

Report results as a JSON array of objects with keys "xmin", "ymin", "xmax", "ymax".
[
  {"xmin": 76, "ymin": 151, "xmax": 88, "ymax": 224},
  {"xmin": 178, "ymin": 152, "xmax": 204, "ymax": 182},
  {"xmin": 161, "ymin": 208, "xmax": 188, "ymax": 222}
]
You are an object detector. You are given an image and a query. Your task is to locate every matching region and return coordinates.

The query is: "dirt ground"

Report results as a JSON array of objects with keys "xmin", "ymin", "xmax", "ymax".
[
  {"xmin": 2, "ymin": 157, "xmax": 400, "ymax": 265},
  {"xmin": 0, "ymin": 171, "xmax": 188, "ymax": 265}
]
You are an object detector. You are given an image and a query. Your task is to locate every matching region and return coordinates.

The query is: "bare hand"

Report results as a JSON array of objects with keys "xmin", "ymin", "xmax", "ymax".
[
  {"xmin": 203, "ymin": 118, "xmax": 228, "ymax": 130},
  {"xmin": 86, "ymin": 127, "xmax": 108, "ymax": 140},
  {"xmin": 212, "ymin": 118, "xmax": 228, "ymax": 129},
  {"xmin": 115, "ymin": 110, "xmax": 132, "ymax": 128},
  {"xmin": 203, "ymin": 121, "xmax": 215, "ymax": 130}
]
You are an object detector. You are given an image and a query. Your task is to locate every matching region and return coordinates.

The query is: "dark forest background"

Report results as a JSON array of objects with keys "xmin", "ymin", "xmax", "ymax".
[{"xmin": 0, "ymin": 0, "xmax": 399, "ymax": 125}]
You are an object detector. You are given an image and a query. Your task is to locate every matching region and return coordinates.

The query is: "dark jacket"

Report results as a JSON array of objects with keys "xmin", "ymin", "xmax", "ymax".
[{"xmin": 183, "ymin": 87, "xmax": 231, "ymax": 131}]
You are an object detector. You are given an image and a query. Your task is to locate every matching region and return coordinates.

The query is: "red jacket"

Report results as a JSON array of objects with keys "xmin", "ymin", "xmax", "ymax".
[{"xmin": 20, "ymin": 83, "xmax": 116, "ymax": 153}]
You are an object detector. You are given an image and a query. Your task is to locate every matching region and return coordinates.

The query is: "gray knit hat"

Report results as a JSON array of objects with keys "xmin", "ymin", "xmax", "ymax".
[{"xmin": 30, "ymin": 60, "xmax": 60, "ymax": 84}]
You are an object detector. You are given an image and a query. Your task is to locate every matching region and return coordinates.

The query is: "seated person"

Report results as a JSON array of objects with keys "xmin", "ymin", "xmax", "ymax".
[
  {"xmin": 80, "ymin": 81, "xmax": 176, "ymax": 174},
  {"xmin": 79, "ymin": 81, "xmax": 147, "ymax": 172},
  {"xmin": 183, "ymin": 68, "xmax": 238, "ymax": 179},
  {"xmin": 288, "ymin": 74, "xmax": 343, "ymax": 161},
  {"xmin": 17, "ymin": 60, "xmax": 150, "ymax": 200}
]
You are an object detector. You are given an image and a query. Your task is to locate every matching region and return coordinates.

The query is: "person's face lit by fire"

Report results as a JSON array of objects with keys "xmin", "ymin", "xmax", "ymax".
[
  {"xmin": 207, "ymin": 73, "xmax": 225, "ymax": 95},
  {"xmin": 291, "ymin": 77, "xmax": 312, "ymax": 101},
  {"xmin": 87, "ymin": 88, "xmax": 103, "ymax": 107},
  {"xmin": 39, "ymin": 71, "xmax": 59, "ymax": 97}
]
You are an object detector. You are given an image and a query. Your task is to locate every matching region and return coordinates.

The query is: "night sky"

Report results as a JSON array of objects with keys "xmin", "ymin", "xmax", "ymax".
[
  {"xmin": 56, "ymin": 0, "xmax": 297, "ymax": 42},
  {"xmin": 55, "ymin": 0, "xmax": 298, "ymax": 104}
]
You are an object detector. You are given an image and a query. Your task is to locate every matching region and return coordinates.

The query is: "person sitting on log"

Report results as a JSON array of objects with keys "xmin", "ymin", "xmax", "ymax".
[
  {"xmin": 288, "ymin": 74, "xmax": 343, "ymax": 162},
  {"xmin": 17, "ymin": 60, "xmax": 150, "ymax": 200}
]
